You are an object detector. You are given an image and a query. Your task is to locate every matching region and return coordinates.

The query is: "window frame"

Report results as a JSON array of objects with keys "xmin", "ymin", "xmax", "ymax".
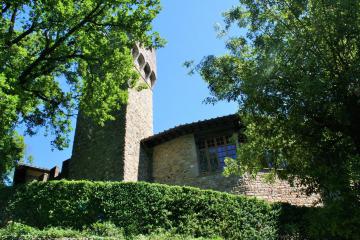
[{"xmin": 195, "ymin": 132, "xmax": 238, "ymax": 176}]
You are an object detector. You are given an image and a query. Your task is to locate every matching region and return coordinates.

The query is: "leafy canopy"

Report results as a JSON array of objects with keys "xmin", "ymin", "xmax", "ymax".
[
  {"xmin": 194, "ymin": 0, "xmax": 359, "ymax": 206},
  {"xmin": 0, "ymin": 0, "xmax": 164, "ymax": 183}
]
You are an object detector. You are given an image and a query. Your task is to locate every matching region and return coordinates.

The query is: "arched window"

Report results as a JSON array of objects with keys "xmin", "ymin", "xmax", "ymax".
[
  {"xmin": 136, "ymin": 54, "xmax": 145, "ymax": 69},
  {"xmin": 150, "ymin": 71, "xmax": 156, "ymax": 87},
  {"xmin": 144, "ymin": 63, "xmax": 151, "ymax": 80},
  {"xmin": 132, "ymin": 45, "xmax": 140, "ymax": 60}
]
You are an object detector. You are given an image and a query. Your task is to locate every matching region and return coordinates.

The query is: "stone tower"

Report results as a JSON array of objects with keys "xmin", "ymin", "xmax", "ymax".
[{"xmin": 69, "ymin": 45, "xmax": 156, "ymax": 181}]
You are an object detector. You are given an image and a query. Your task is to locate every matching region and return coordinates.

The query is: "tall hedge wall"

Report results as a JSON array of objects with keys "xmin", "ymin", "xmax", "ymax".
[
  {"xmin": 1, "ymin": 180, "xmax": 354, "ymax": 239},
  {"xmin": 0, "ymin": 181, "xmax": 280, "ymax": 239}
]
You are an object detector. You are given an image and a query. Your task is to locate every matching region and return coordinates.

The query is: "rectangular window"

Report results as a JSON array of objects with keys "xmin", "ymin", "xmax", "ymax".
[{"xmin": 197, "ymin": 135, "xmax": 237, "ymax": 174}]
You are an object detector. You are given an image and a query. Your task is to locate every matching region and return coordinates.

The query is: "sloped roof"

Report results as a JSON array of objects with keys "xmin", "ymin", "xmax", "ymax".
[
  {"xmin": 142, "ymin": 114, "xmax": 241, "ymax": 147},
  {"xmin": 16, "ymin": 164, "xmax": 51, "ymax": 173}
]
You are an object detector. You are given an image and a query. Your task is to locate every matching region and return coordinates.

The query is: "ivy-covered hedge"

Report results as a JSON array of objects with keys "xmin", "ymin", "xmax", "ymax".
[{"xmin": 0, "ymin": 181, "xmax": 279, "ymax": 239}]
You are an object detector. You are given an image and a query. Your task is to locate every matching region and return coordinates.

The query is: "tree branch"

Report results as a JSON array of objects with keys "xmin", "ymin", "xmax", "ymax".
[
  {"xmin": 8, "ymin": 22, "xmax": 37, "ymax": 47},
  {"xmin": 1, "ymin": 3, "xmax": 10, "ymax": 15},
  {"xmin": 23, "ymin": 87, "xmax": 60, "ymax": 107},
  {"xmin": 6, "ymin": 7, "xmax": 17, "ymax": 42},
  {"xmin": 5, "ymin": 2, "xmax": 41, "ymax": 47},
  {"xmin": 18, "ymin": 3, "xmax": 106, "ymax": 85},
  {"xmin": 280, "ymin": 1, "xmax": 331, "ymax": 63},
  {"xmin": 45, "ymin": 53, "xmax": 99, "ymax": 62}
]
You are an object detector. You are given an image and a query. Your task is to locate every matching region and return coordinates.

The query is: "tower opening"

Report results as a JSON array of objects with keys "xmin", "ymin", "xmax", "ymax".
[
  {"xmin": 150, "ymin": 71, "xmax": 156, "ymax": 87},
  {"xmin": 144, "ymin": 63, "xmax": 151, "ymax": 81},
  {"xmin": 132, "ymin": 45, "xmax": 140, "ymax": 59},
  {"xmin": 137, "ymin": 54, "xmax": 145, "ymax": 69}
]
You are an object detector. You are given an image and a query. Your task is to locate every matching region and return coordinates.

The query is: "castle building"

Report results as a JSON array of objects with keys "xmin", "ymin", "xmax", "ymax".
[{"xmin": 14, "ymin": 46, "xmax": 318, "ymax": 206}]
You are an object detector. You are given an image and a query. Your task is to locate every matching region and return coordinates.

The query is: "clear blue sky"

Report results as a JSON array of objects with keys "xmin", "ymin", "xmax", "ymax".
[{"xmin": 27, "ymin": 0, "xmax": 239, "ymax": 169}]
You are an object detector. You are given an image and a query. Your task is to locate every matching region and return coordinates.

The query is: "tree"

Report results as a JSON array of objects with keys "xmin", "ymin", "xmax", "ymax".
[
  {"xmin": 0, "ymin": 0, "xmax": 164, "ymax": 184},
  {"xmin": 193, "ymin": 0, "xmax": 359, "ymax": 237}
]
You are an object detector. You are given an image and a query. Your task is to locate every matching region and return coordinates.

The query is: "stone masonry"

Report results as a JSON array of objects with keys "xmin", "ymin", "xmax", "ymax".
[
  {"xmin": 123, "ymin": 85, "xmax": 153, "ymax": 181},
  {"xmin": 123, "ymin": 46, "xmax": 156, "ymax": 181},
  {"xmin": 151, "ymin": 134, "xmax": 319, "ymax": 206},
  {"xmin": 69, "ymin": 45, "xmax": 156, "ymax": 181},
  {"xmin": 69, "ymin": 108, "xmax": 127, "ymax": 181},
  {"xmin": 152, "ymin": 135, "xmax": 199, "ymax": 185}
]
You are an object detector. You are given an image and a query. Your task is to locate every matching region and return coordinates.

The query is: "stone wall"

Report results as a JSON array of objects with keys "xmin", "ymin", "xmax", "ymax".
[
  {"xmin": 231, "ymin": 173, "xmax": 319, "ymax": 206},
  {"xmin": 123, "ymin": 46, "xmax": 155, "ymax": 181},
  {"xmin": 69, "ymin": 108, "xmax": 127, "ymax": 181},
  {"xmin": 152, "ymin": 134, "xmax": 199, "ymax": 184},
  {"xmin": 123, "ymin": 87, "xmax": 153, "ymax": 181},
  {"xmin": 69, "ymin": 46, "xmax": 155, "ymax": 181},
  {"xmin": 151, "ymin": 134, "xmax": 319, "ymax": 206}
]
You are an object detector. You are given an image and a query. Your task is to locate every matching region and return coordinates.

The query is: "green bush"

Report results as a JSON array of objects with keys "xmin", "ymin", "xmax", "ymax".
[
  {"xmin": 2, "ymin": 181, "xmax": 355, "ymax": 239},
  {"xmin": 276, "ymin": 202, "xmax": 360, "ymax": 240},
  {"xmin": 87, "ymin": 221, "xmax": 124, "ymax": 237},
  {"xmin": 0, "ymin": 187, "xmax": 13, "ymax": 227},
  {"xmin": 0, "ymin": 181, "xmax": 278, "ymax": 239},
  {"xmin": 0, "ymin": 222, "xmax": 218, "ymax": 240},
  {"xmin": 0, "ymin": 222, "xmax": 85, "ymax": 240}
]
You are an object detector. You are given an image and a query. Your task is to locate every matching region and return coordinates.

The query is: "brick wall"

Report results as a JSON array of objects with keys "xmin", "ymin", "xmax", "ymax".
[{"xmin": 151, "ymin": 134, "xmax": 319, "ymax": 206}]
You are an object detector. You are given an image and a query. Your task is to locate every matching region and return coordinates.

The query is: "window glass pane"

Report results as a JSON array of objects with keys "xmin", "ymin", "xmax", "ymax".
[
  {"xmin": 208, "ymin": 147, "xmax": 216, "ymax": 154},
  {"xmin": 198, "ymin": 135, "xmax": 237, "ymax": 174},
  {"xmin": 216, "ymin": 137, "xmax": 224, "ymax": 145},
  {"xmin": 226, "ymin": 144, "xmax": 236, "ymax": 150},
  {"xmin": 207, "ymin": 139, "xmax": 215, "ymax": 147},
  {"xmin": 227, "ymin": 149, "xmax": 236, "ymax": 155},
  {"xmin": 217, "ymin": 146, "xmax": 226, "ymax": 153}
]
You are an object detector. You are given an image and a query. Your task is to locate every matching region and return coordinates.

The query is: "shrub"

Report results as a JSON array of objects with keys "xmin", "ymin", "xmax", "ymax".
[
  {"xmin": 0, "ymin": 222, "xmax": 218, "ymax": 240},
  {"xmin": 0, "ymin": 187, "xmax": 13, "ymax": 226},
  {"xmin": 277, "ymin": 202, "xmax": 360, "ymax": 240},
  {"xmin": 0, "ymin": 222, "xmax": 85, "ymax": 240},
  {"xmin": 3, "ymin": 181, "xmax": 354, "ymax": 239},
  {"xmin": 0, "ymin": 180, "xmax": 278, "ymax": 239},
  {"xmin": 87, "ymin": 221, "xmax": 123, "ymax": 237}
]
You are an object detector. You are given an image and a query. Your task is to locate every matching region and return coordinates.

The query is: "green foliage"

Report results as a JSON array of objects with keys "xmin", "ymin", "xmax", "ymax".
[
  {"xmin": 0, "ymin": 222, "xmax": 219, "ymax": 240},
  {"xmin": 2, "ymin": 181, "xmax": 356, "ymax": 239},
  {"xmin": 0, "ymin": 0, "xmax": 164, "ymax": 184},
  {"xmin": 0, "ymin": 222, "xmax": 86, "ymax": 240},
  {"xmin": 0, "ymin": 133, "xmax": 24, "ymax": 186},
  {"xmin": 0, "ymin": 181, "xmax": 281, "ymax": 239},
  {"xmin": 87, "ymin": 221, "xmax": 124, "ymax": 237},
  {"xmin": 191, "ymin": 0, "xmax": 360, "ymax": 237}
]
